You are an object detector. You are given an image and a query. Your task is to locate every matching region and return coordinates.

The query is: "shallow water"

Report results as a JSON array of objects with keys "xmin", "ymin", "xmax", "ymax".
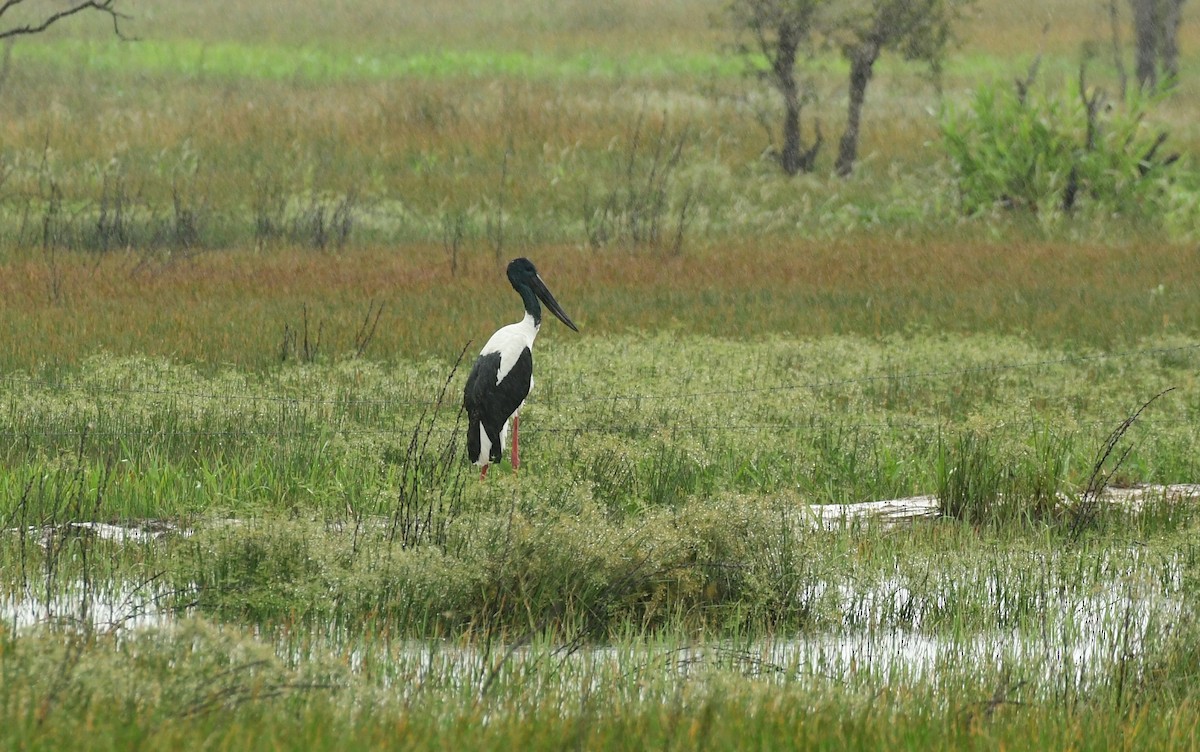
[
  {"xmin": 0, "ymin": 570, "xmax": 1176, "ymax": 698},
  {"xmin": 2, "ymin": 494, "xmax": 1190, "ymax": 695},
  {"xmin": 1, "ymin": 580, "xmax": 186, "ymax": 632},
  {"xmin": 273, "ymin": 559, "xmax": 1182, "ymax": 698}
]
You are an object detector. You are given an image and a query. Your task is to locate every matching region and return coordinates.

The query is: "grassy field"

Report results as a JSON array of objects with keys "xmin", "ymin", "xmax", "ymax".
[{"xmin": 2, "ymin": 0, "xmax": 1200, "ymax": 748}]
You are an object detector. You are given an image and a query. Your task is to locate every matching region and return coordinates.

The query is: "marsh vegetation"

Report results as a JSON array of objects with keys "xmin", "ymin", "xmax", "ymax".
[{"xmin": 2, "ymin": 0, "xmax": 1200, "ymax": 748}]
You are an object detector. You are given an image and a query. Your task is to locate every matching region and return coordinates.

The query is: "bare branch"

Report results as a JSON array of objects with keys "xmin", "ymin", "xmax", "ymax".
[{"xmin": 0, "ymin": 1, "xmax": 131, "ymax": 41}]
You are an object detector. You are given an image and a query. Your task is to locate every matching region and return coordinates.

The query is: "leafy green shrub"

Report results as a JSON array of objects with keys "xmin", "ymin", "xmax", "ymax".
[{"xmin": 940, "ymin": 68, "xmax": 1178, "ymax": 218}]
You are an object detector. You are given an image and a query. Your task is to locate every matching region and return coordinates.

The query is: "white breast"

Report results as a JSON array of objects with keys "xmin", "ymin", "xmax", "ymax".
[{"xmin": 479, "ymin": 313, "xmax": 540, "ymax": 384}]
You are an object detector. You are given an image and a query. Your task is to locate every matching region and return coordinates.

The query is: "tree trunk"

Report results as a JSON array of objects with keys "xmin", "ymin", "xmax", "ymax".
[
  {"xmin": 780, "ymin": 97, "xmax": 803, "ymax": 176},
  {"xmin": 835, "ymin": 41, "xmax": 880, "ymax": 177},
  {"xmin": 775, "ymin": 21, "xmax": 803, "ymax": 175},
  {"xmin": 771, "ymin": 20, "xmax": 821, "ymax": 176},
  {"xmin": 1109, "ymin": 0, "xmax": 1128, "ymax": 98},
  {"xmin": 1132, "ymin": 0, "xmax": 1160, "ymax": 89},
  {"xmin": 1159, "ymin": 0, "xmax": 1184, "ymax": 83},
  {"xmin": 1131, "ymin": 0, "xmax": 1186, "ymax": 90}
]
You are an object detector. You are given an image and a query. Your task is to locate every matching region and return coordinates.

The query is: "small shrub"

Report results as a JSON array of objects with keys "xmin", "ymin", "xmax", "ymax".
[
  {"xmin": 643, "ymin": 441, "xmax": 712, "ymax": 506},
  {"xmin": 936, "ymin": 425, "xmax": 1074, "ymax": 527},
  {"xmin": 587, "ymin": 444, "xmax": 640, "ymax": 512},
  {"xmin": 292, "ymin": 192, "xmax": 357, "ymax": 250},
  {"xmin": 941, "ymin": 62, "xmax": 1179, "ymax": 218},
  {"xmin": 935, "ymin": 430, "xmax": 1006, "ymax": 524},
  {"xmin": 582, "ymin": 111, "xmax": 693, "ymax": 254},
  {"xmin": 1016, "ymin": 424, "xmax": 1073, "ymax": 519},
  {"xmin": 193, "ymin": 523, "xmax": 324, "ymax": 622}
]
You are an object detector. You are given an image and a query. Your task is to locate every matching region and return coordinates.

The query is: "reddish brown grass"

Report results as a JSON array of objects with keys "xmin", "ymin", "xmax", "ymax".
[{"xmin": 3, "ymin": 238, "xmax": 1195, "ymax": 370}]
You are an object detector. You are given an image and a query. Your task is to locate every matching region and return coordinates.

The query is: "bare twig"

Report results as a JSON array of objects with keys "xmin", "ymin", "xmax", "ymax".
[
  {"xmin": 0, "ymin": 1, "xmax": 132, "ymax": 41},
  {"xmin": 174, "ymin": 660, "xmax": 337, "ymax": 719},
  {"xmin": 1070, "ymin": 387, "xmax": 1175, "ymax": 538},
  {"xmin": 387, "ymin": 342, "xmax": 470, "ymax": 549},
  {"xmin": 960, "ymin": 669, "xmax": 1027, "ymax": 724},
  {"xmin": 353, "ymin": 299, "xmax": 385, "ymax": 358}
]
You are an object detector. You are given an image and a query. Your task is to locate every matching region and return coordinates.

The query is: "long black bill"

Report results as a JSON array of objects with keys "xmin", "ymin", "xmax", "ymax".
[{"xmin": 532, "ymin": 275, "xmax": 579, "ymax": 332}]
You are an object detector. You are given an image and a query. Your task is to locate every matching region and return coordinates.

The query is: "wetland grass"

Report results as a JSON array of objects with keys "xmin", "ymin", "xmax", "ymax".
[
  {"xmin": 3, "ymin": 347, "xmax": 1199, "ymax": 745},
  {"xmin": 2, "ymin": 0, "xmax": 1200, "ymax": 746},
  {"xmin": 3, "ymin": 498, "xmax": 1199, "ymax": 749}
]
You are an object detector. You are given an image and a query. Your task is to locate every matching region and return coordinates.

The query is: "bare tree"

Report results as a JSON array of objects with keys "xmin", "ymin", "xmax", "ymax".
[
  {"xmin": 1130, "ymin": 0, "xmax": 1185, "ymax": 90},
  {"xmin": 727, "ymin": 0, "xmax": 824, "ymax": 176},
  {"xmin": 726, "ymin": 0, "xmax": 968, "ymax": 177},
  {"xmin": 831, "ymin": 0, "xmax": 969, "ymax": 176},
  {"xmin": 0, "ymin": 1, "xmax": 128, "ymax": 41}
]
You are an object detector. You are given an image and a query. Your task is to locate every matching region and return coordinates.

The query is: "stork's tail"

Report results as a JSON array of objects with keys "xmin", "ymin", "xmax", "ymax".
[
  {"xmin": 467, "ymin": 413, "xmax": 504, "ymax": 467},
  {"xmin": 467, "ymin": 413, "xmax": 484, "ymax": 466}
]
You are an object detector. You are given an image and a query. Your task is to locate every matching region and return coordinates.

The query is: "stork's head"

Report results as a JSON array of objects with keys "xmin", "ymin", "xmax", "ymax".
[{"xmin": 507, "ymin": 258, "xmax": 579, "ymax": 332}]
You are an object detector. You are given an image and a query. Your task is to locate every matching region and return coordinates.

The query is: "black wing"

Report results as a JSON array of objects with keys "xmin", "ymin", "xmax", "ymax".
[{"xmin": 464, "ymin": 348, "xmax": 533, "ymax": 464}]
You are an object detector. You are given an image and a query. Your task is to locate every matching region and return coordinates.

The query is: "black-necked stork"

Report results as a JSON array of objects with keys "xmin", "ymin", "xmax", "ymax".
[{"xmin": 464, "ymin": 258, "xmax": 578, "ymax": 479}]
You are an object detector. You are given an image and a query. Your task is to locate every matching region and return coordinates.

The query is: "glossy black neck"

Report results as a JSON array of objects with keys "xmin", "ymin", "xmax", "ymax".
[{"xmin": 516, "ymin": 283, "xmax": 542, "ymax": 326}]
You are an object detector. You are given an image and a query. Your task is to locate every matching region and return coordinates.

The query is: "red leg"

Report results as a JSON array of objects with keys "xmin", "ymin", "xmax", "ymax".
[
  {"xmin": 479, "ymin": 464, "xmax": 488, "ymax": 481},
  {"xmin": 511, "ymin": 413, "xmax": 520, "ymax": 472}
]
